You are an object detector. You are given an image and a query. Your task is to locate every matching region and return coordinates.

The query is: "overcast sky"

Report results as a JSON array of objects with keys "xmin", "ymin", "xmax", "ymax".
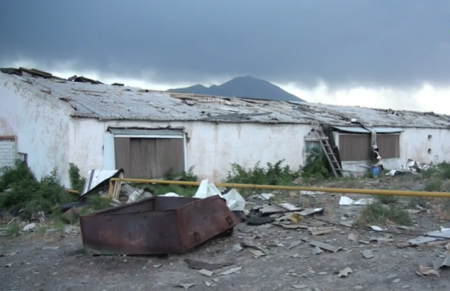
[{"xmin": 1, "ymin": 1, "xmax": 450, "ymax": 113}]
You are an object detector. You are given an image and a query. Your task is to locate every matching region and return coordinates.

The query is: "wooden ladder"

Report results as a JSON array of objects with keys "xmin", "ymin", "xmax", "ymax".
[{"xmin": 311, "ymin": 122, "xmax": 342, "ymax": 177}]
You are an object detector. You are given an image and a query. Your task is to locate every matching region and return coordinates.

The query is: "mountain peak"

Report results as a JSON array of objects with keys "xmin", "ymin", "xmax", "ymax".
[{"xmin": 168, "ymin": 77, "xmax": 305, "ymax": 102}]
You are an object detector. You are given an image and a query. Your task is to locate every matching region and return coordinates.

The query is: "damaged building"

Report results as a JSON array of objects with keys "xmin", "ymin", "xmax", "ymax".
[{"xmin": 1, "ymin": 67, "xmax": 450, "ymax": 188}]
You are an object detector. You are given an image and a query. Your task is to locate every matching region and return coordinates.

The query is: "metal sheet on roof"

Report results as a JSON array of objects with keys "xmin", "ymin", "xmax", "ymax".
[
  {"xmin": 333, "ymin": 126, "xmax": 370, "ymax": 133},
  {"xmin": 373, "ymin": 127, "xmax": 404, "ymax": 133},
  {"xmin": 109, "ymin": 128, "xmax": 184, "ymax": 137},
  {"xmin": 3, "ymin": 72, "xmax": 450, "ymax": 128}
]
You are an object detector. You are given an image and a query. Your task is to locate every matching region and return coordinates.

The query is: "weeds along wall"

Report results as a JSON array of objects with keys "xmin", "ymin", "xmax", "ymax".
[{"xmin": 69, "ymin": 118, "xmax": 313, "ymax": 182}]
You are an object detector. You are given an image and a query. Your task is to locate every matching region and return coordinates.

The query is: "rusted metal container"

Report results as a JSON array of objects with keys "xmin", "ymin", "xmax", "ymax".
[{"xmin": 79, "ymin": 196, "xmax": 239, "ymax": 255}]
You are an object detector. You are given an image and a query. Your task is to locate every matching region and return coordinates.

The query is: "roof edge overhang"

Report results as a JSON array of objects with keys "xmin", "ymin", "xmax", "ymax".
[{"xmin": 333, "ymin": 126, "xmax": 404, "ymax": 134}]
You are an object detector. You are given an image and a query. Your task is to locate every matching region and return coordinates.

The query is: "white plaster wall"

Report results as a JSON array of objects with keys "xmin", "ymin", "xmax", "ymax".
[
  {"xmin": 334, "ymin": 128, "xmax": 450, "ymax": 176},
  {"xmin": 0, "ymin": 76, "xmax": 72, "ymax": 186},
  {"xmin": 69, "ymin": 118, "xmax": 312, "ymax": 182}
]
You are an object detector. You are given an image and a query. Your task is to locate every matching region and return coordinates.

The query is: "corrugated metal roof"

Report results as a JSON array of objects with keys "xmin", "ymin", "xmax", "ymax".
[
  {"xmin": 334, "ymin": 127, "xmax": 404, "ymax": 133},
  {"xmin": 372, "ymin": 127, "xmax": 404, "ymax": 133},
  {"xmin": 2, "ymin": 71, "xmax": 450, "ymax": 128}
]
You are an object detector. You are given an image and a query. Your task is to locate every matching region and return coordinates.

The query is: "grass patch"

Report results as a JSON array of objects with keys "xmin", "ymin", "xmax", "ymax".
[
  {"xmin": 422, "ymin": 162, "xmax": 450, "ymax": 180},
  {"xmin": 374, "ymin": 195, "xmax": 399, "ymax": 204},
  {"xmin": 407, "ymin": 196, "xmax": 429, "ymax": 209},
  {"xmin": 425, "ymin": 179, "xmax": 443, "ymax": 192},
  {"xmin": 356, "ymin": 201, "xmax": 412, "ymax": 227},
  {"xmin": 4, "ymin": 223, "xmax": 20, "ymax": 237},
  {"xmin": 0, "ymin": 161, "xmax": 79, "ymax": 219}
]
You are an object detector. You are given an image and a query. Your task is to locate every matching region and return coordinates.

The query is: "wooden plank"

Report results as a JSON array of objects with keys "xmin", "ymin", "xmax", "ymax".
[{"xmin": 114, "ymin": 137, "xmax": 130, "ymax": 177}]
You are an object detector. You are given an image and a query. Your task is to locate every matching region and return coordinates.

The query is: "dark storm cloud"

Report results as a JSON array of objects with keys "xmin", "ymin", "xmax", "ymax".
[{"xmin": 0, "ymin": 0, "xmax": 449, "ymax": 88}]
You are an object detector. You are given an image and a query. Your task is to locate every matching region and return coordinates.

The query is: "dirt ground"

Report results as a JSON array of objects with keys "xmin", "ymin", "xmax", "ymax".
[{"xmin": 2, "ymin": 175, "xmax": 450, "ymax": 291}]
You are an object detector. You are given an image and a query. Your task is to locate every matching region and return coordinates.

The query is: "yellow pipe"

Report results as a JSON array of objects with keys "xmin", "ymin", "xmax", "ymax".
[
  {"xmin": 108, "ymin": 178, "xmax": 450, "ymax": 198},
  {"xmin": 65, "ymin": 188, "xmax": 79, "ymax": 195}
]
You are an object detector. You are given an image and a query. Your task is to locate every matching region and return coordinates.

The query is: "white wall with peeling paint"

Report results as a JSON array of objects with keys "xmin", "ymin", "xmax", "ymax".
[
  {"xmin": 0, "ymin": 77, "xmax": 73, "ymax": 186},
  {"xmin": 69, "ymin": 118, "xmax": 312, "ymax": 182}
]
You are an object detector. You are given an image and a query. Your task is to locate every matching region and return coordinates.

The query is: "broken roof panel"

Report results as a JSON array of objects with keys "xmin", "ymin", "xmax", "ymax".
[{"xmin": 2, "ymin": 70, "xmax": 450, "ymax": 128}]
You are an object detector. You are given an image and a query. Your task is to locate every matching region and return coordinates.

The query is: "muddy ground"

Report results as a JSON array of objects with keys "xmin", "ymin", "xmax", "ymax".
[{"xmin": 2, "ymin": 174, "xmax": 450, "ymax": 291}]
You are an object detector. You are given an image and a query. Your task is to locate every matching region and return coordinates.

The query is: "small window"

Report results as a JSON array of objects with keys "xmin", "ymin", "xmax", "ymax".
[
  {"xmin": 377, "ymin": 134, "xmax": 400, "ymax": 159},
  {"xmin": 17, "ymin": 152, "xmax": 28, "ymax": 166},
  {"xmin": 428, "ymin": 135, "xmax": 432, "ymax": 140},
  {"xmin": 428, "ymin": 149, "xmax": 432, "ymax": 154},
  {"xmin": 338, "ymin": 134, "xmax": 372, "ymax": 161}
]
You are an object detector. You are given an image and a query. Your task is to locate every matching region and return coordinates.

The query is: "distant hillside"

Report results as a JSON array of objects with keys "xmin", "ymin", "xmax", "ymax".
[{"xmin": 168, "ymin": 76, "xmax": 305, "ymax": 102}]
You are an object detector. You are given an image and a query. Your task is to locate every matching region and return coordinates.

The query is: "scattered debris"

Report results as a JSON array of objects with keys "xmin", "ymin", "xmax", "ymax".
[
  {"xmin": 233, "ymin": 244, "xmax": 244, "ymax": 252},
  {"xmin": 369, "ymin": 236, "xmax": 394, "ymax": 244},
  {"xmin": 310, "ymin": 240, "xmax": 341, "ymax": 253},
  {"xmin": 279, "ymin": 224, "xmax": 308, "ymax": 229},
  {"xmin": 246, "ymin": 216, "xmax": 275, "ymax": 225},
  {"xmin": 22, "ymin": 223, "xmax": 36, "ymax": 232},
  {"xmin": 275, "ymin": 213, "xmax": 303, "ymax": 224},
  {"xmin": 402, "ymin": 159, "xmax": 430, "ymax": 173},
  {"xmin": 339, "ymin": 196, "xmax": 374, "ymax": 206},
  {"xmin": 288, "ymin": 241, "xmax": 302, "ymax": 250},
  {"xmin": 299, "ymin": 208, "xmax": 324, "ymax": 217},
  {"xmin": 312, "ymin": 246, "xmax": 323, "ymax": 255},
  {"xmin": 348, "ymin": 233, "xmax": 358, "ymax": 242},
  {"xmin": 153, "ymin": 264, "xmax": 163, "ymax": 269},
  {"xmin": 218, "ymin": 266, "xmax": 242, "ymax": 276},
  {"xmin": 184, "ymin": 259, "xmax": 234, "ymax": 271},
  {"xmin": 362, "ymin": 250, "xmax": 374, "ymax": 259},
  {"xmin": 42, "ymin": 246, "xmax": 59, "ymax": 250},
  {"xmin": 174, "ymin": 283, "xmax": 196, "ymax": 289},
  {"xmin": 407, "ymin": 209, "xmax": 425, "ymax": 214},
  {"xmin": 198, "ymin": 269, "xmax": 214, "ymax": 277},
  {"xmin": 127, "ymin": 188, "xmax": 152, "ymax": 203},
  {"xmin": 258, "ymin": 193, "xmax": 275, "ymax": 200},
  {"xmin": 432, "ymin": 255, "xmax": 450, "ymax": 270},
  {"xmin": 292, "ymin": 285, "xmax": 308, "ymax": 289},
  {"xmin": 337, "ymin": 267, "xmax": 353, "ymax": 278},
  {"xmin": 259, "ymin": 205, "xmax": 291, "ymax": 215},
  {"xmin": 81, "ymin": 169, "xmax": 124, "ymax": 198},
  {"xmin": 369, "ymin": 226, "xmax": 385, "ymax": 231},
  {"xmin": 4, "ymin": 263, "xmax": 13, "ymax": 268},
  {"xmin": 416, "ymin": 265, "xmax": 440, "ymax": 277},
  {"xmin": 247, "ymin": 248, "xmax": 266, "ymax": 259},
  {"xmin": 309, "ymin": 226, "xmax": 339, "ymax": 236},
  {"xmin": 205, "ymin": 281, "xmax": 213, "ymax": 287},
  {"xmin": 300, "ymin": 190, "xmax": 325, "ymax": 196},
  {"xmin": 193, "ymin": 179, "xmax": 246, "ymax": 211}
]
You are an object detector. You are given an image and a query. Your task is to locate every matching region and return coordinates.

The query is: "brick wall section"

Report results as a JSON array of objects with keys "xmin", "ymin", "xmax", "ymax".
[{"xmin": 0, "ymin": 139, "xmax": 16, "ymax": 169}]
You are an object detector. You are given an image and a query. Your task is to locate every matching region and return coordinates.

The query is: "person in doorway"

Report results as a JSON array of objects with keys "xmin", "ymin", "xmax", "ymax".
[{"xmin": 372, "ymin": 145, "xmax": 384, "ymax": 171}]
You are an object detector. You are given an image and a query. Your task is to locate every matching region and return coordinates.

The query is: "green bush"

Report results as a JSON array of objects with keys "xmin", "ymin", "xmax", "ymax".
[
  {"xmin": 0, "ymin": 160, "xmax": 35, "ymax": 192},
  {"xmin": 68, "ymin": 163, "xmax": 86, "ymax": 192},
  {"xmin": 0, "ymin": 163, "xmax": 77, "ymax": 219},
  {"xmin": 225, "ymin": 159, "xmax": 301, "ymax": 186},
  {"xmin": 301, "ymin": 148, "xmax": 332, "ymax": 180}
]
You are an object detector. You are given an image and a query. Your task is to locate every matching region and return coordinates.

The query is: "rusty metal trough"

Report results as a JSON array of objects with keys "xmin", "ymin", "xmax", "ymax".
[{"xmin": 79, "ymin": 195, "xmax": 239, "ymax": 255}]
